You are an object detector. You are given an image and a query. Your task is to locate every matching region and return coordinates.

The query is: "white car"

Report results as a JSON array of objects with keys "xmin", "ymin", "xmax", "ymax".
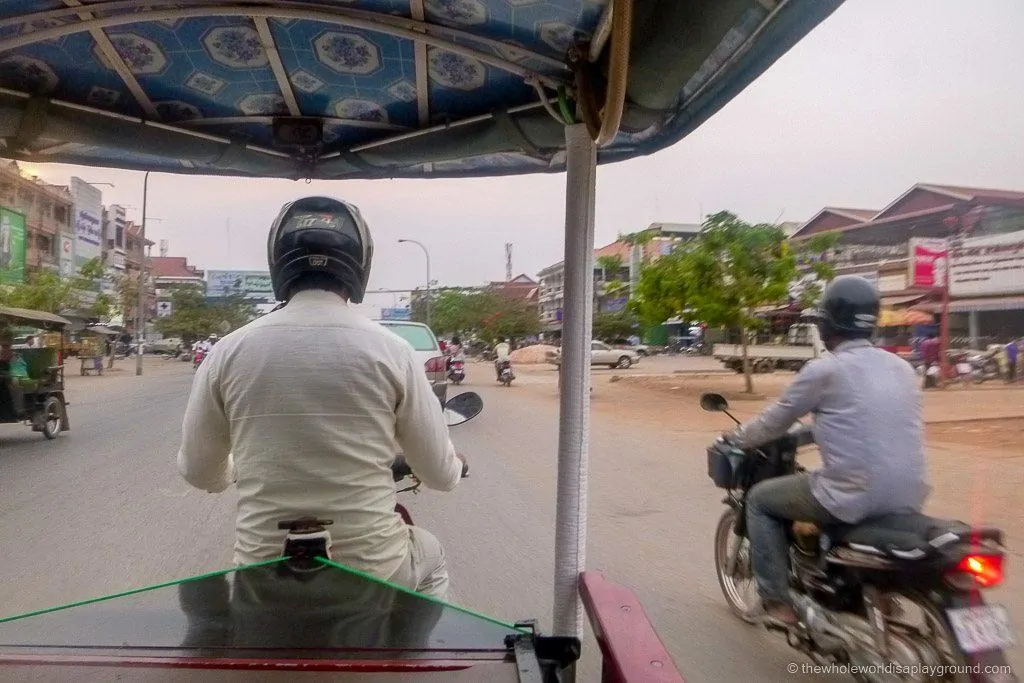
[
  {"xmin": 377, "ymin": 321, "xmax": 448, "ymax": 405},
  {"xmin": 548, "ymin": 341, "xmax": 641, "ymax": 369}
]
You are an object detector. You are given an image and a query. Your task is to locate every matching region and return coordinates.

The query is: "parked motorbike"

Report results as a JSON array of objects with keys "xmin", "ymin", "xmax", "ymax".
[
  {"xmin": 969, "ymin": 348, "xmax": 1002, "ymax": 384},
  {"xmin": 447, "ymin": 358, "xmax": 466, "ymax": 385},
  {"xmin": 497, "ymin": 359, "xmax": 515, "ymax": 387},
  {"xmin": 701, "ymin": 392, "xmax": 1015, "ymax": 682}
]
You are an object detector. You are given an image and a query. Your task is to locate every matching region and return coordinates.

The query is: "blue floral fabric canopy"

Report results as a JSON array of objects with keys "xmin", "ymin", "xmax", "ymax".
[{"xmin": 0, "ymin": 1, "xmax": 843, "ymax": 179}]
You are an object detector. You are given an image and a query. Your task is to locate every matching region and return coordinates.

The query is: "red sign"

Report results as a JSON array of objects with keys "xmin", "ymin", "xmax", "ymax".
[{"xmin": 909, "ymin": 239, "xmax": 948, "ymax": 288}]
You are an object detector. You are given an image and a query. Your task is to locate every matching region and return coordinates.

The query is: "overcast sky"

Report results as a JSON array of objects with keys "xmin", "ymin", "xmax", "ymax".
[{"xmin": 22, "ymin": 0, "xmax": 1024, "ymax": 316}]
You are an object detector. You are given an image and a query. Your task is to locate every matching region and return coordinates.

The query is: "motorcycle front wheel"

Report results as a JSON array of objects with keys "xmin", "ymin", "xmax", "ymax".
[{"xmin": 714, "ymin": 507, "xmax": 759, "ymax": 623}]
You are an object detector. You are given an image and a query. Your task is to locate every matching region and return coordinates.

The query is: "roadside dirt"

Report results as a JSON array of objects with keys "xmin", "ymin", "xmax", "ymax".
[{"xmin": 510, "ymin": 361, "xmax": 1024, "ymax": 452}]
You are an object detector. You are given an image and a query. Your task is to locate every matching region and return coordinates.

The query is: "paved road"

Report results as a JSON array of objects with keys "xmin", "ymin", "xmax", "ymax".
[{"xmin": 0, "ymin": 358, "xmax": 1018, "ymax": 681}]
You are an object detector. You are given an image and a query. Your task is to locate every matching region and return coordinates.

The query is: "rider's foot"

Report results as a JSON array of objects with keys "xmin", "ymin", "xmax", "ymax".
[{"xmin": 763, "ymin": 599, "xmax": 800, "ymax": 626}]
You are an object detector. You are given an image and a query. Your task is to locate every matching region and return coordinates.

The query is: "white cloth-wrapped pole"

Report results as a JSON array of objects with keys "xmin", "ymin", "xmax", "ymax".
[{"xmin": 553, "ymin": 123, "xmax": 597, "ymax": 641}]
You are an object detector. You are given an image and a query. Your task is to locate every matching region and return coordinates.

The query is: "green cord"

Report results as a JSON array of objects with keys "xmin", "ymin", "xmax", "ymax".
[
  {"xmin": 0, "ymin": 557, "xmax": 288, "ymax": 625},
  {"xmin": 314, "ymin": 557, "xmax": 528, "ymax": 633},
  {"xmin": 0, "ymin": 556, "xmax": 526, "ymax": 635},
  {"xmin": 557, "ymin": 87, "xmax": 575, "ymax": 125}
]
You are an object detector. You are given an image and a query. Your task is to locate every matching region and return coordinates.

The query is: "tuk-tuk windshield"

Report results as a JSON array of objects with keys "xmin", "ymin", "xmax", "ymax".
[{"xmin": 0, "ymin": 559, "xmax": 522, "ymax": 666}]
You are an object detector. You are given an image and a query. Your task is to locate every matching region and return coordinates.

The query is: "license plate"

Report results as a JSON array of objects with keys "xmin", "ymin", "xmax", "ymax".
[{"xmin": 947, "ymin": 605, "xmax": 1016, "ymax": 654}]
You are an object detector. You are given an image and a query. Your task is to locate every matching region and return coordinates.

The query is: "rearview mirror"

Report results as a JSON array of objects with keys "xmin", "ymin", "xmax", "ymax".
[
  {"xmin": 444, "ymin": 391, "xmax": 483, "ymax": 427},
  {"xmin": 700, "ymin": 393, "xmax": 729, "ymax": 413}
]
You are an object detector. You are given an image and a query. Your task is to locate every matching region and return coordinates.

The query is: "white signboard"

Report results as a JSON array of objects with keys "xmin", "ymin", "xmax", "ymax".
[
  {"xmin": 156, "ymin": 301, "xmax": 173, "ymax": 317},
  {"xmin": 70, "ymin": 177, "xmax": 103, "ymax": 265},
  {"xmin": 205, "ymin": 270, "xmax": 275, "ymax": 300},
  {"xmin": 949, "ymin": 229, "xmax": 1024, "ymax": 297}
]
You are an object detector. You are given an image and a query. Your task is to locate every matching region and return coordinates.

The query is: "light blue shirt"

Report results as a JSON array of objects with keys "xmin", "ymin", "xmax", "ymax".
[{"xmin": 730, "ymin": 339, "xmax": 929, "ymax": 523}]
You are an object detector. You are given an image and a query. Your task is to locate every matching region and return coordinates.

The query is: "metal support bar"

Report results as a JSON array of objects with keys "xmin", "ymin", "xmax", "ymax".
[
  {"xmin": 253, "ymin": 17, "xmax": 302, "ymax": 117},
  {"xmin": 553, "ymin": 124, "xmax": 596, "ymax": 654}
]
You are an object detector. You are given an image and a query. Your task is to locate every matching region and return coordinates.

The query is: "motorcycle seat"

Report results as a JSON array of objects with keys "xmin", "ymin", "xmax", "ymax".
[{"xmin": 826, "ymin": 512, "xmax": 979, "ymax": 560}]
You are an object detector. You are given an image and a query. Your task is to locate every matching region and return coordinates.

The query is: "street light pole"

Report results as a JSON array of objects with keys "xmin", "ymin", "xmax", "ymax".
[
  {"xmin": 135, "ymin": 171, "xmax": 150, "ymax": 376},
  {"xmin": 398, "ymin": 238, "xmax": 431, "ymax": 330}
]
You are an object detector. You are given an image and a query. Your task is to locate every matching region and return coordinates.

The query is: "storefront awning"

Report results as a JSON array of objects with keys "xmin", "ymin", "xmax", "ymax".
[
  {"xmin": 878, "ymin": 309, "xmax": 933, "ymax": 327},
  {"xmin": 881, "ymin": 294, "xmax": 927, "ymax": 308},
  {"xmin": 914, "ymin": 296, "xmax": 1024, "ymax": 314}
]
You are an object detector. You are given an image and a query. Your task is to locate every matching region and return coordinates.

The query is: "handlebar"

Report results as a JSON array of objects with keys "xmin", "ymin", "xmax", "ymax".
[{"xmin": 391, "ymin": 455, "xmax": 469, "ymax": 482}]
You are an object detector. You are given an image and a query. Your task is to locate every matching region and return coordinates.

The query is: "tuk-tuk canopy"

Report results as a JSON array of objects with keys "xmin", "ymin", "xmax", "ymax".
[
  {"xmin": 0, "ymin": 305, "xmax": 72, "ymax": 329},
  {"xmin": 0, "ymin": 0, "xmax": 843, "ymax": 179}
]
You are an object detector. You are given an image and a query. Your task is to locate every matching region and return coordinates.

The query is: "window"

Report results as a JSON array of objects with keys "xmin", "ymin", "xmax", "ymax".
[
  {"xmin": 592, "ymin": 341, "xmax": 608, "ymax": 351},
  {"xmin": 381, "ymin": 323, "xmax": 438, "ymax": 351}
]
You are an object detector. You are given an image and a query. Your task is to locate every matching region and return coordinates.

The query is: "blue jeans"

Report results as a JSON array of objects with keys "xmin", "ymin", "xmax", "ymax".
[{"xmin": 746, "ymin": 473, "xmax": 838, "ymax": 605}]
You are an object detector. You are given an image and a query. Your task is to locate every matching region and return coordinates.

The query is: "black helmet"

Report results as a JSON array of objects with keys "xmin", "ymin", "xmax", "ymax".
[
  {"xmin": 268, "ymin": 196, "xmax": 373, "ymax": 303},
  {"xmin": 814, "ymin": 275, "xmax": 880, "ymax": 340}
]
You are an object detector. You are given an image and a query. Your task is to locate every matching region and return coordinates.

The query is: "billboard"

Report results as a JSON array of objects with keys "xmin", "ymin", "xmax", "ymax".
[
  {"xmin": 909, "ymin": 238, "xmax": 948, "ymax": 288},
  {"xmin": 910, "ymin": 231, "xmax": 1024, "ymax": 296},
  {"xmin": 205, "ymin": 270, "xmax": 275, "ymax": 300},
  {"xmin": 70, "ymin": 177, "xmax": 103, "ymax": 265},
  {"xmin": 949, "ymin": 229, "xmax": 1024, "ymax": 297},
  {"xmin": 0, "ymin": 207, "xmax": 26, "ymax": 283},
  {"xmin": 380, "ymin": 307, "xmax": 411, "ymax": 321}
]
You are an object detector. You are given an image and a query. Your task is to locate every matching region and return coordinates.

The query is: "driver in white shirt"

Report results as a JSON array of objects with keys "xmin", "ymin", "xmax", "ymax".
[{"xmin": 177, "ymin": 196, "xmax": 466, "ymax": 600}]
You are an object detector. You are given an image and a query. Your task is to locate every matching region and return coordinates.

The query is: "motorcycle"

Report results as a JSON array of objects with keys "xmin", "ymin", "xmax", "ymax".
[
  {"xmin": 969, "ymin": 348, "xmax": 1002, "ymax": 384},
  {"xmin": 447, "ymin": 358, "xmax": 466, "ymax": 385},
  {"xmin": 193, "ymin": 348, "xmax": 206, "ymax": 370},
  {"xmin": 701, "ymin": 392, "xmax": 1016, "ymax": 683},
  {"xmin": 497, "ymin": 359, "xmax": 515, "ymax": 387}
]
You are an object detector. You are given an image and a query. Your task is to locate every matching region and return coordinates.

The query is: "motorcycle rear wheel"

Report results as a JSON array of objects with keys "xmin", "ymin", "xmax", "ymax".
[{"xmin": 714, "ymin": 508, "xmax": 759, "ymax": 623}]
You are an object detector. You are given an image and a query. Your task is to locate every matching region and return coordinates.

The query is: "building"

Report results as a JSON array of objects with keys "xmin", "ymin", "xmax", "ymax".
[
  {"xmin": 791, "ymin": 183, "xmax": 1024, "ymax": 346},
  {"xmin": 537, "ymin": 223, "xmax": 701, "ymax": 336},
  {"xmin": 487, "ymin": 274, "xmax": 538, "ymax": 304},
  {"xmin": 0, "ymin": 160, "xmax": 72, "ymax": 277}
]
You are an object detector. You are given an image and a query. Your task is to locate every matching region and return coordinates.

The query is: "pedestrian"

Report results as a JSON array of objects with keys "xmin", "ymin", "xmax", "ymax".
[
  {"xmin": 1007, "ymin": 338, "xmax": 1020, "ymax": 383},
  {"xmin": 920, "ymin": 332, "xmax": 939, "ymax": 390}
]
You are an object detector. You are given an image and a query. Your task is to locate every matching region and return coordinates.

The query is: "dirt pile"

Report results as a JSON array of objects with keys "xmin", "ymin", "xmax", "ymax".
[{"xmin": 510, "ymin": 344, "xmax": 557, "ymax": 364}]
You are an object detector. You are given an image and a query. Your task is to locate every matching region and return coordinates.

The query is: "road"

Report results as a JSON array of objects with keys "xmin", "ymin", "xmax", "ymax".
[{"xmin": 0, "ymin": 356, "xmax": 1019, "ymax": 681}]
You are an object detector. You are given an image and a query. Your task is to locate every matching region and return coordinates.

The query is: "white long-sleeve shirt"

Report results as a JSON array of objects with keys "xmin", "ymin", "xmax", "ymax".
[{"xmin": 177, "ymin": 289, "xmax": 462, "ymax": 577}]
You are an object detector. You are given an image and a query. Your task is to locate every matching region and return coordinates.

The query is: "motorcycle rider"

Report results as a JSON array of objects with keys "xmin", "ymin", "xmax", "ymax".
[
  {"xmin": 177, "ymin": 196, "xmax": 466, "ymax": 600},
  {"xmin": 494, "ymin": 338, "xmax": 512, "ymax": 380},
  {"xmin": 717, "ymin": 275, "xmax": 929, "ymax": 626}
]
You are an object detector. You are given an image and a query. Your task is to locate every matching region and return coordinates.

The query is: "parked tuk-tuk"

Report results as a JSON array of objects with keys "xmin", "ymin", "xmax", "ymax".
[{"xmin": 0, "ymin": 305, "xmax": 71, "ymax": 439}]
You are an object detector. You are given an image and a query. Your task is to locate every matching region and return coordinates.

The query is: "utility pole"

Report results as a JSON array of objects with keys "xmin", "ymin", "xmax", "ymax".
[{"xmin": 505, "ymin": 242, "xmax": 513, "ymax": 282}]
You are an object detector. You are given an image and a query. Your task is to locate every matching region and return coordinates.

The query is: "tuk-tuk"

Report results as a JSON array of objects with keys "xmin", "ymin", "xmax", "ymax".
[{"xmin": 0, "ymin": 305, "xmax": 71, "ymax": 439}]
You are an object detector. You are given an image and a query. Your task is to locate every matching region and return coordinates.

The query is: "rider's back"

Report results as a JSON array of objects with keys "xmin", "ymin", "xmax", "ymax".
[
  {"xmin": 204, "ymin": 290, "xmax": 430, "ymax": 575},
  {"xmin": 810, "ymin": 341, "xmax": 928, "ymax": 523}
]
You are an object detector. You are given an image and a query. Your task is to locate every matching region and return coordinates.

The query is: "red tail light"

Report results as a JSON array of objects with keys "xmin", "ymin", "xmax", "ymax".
[
  {"xmin": 946, "ymin": 554, "xmax": 1004, "ymax": 589},
  {"xmin": 425, "ymin": 356, "xmax": 446, "ymax": 373}
]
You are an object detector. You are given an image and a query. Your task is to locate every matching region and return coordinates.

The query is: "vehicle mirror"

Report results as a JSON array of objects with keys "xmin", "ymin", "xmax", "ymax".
[
  {"xmin": 700, "ymin": 393, "xmax": 729, "ymax": 412},
  {"xmin": 443, "ymin": 391, "xmax": 483, "ymax": 427}
]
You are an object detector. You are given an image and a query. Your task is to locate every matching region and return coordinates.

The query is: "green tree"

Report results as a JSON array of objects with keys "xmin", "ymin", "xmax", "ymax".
[
  {"xmin": 411, "ymin": 288, "xmax": 539, "ymax": 342},
  {"xmin": 630, "ymin": 211, "xmax": 799, "ymax": 393},
  {"xmin": 153, "ymin": 288, "xmax": 256, "ymax": 343},
  {"xmin": 592, "ymin": 310, "xmax": 637, "ymax": 341},
  {"xmin": 792, "ymin": 232, "xmax": 841, "ymax": 309},
  {"xmin": 0, "ymin": 257, "xmax": 111, "ymax": 317}
]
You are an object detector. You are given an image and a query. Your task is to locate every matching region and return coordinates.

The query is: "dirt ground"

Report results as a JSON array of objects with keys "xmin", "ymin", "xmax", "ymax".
[{"xmin": 512, "ymin": 362, "xmax": 1024, "ymax": 454}]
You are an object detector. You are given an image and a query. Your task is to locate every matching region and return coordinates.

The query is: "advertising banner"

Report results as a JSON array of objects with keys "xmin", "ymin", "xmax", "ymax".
[
  {"xmin": 205, "ymin": 270, "xmax": 275, "ymax": 300},
  {"xmin": 380, "ymin": 307, "xmax": 411, "ymax": 321},
  {"xmin": 0, "ymin": 207, "xmax": 26, "ymax": 284},
  {"xmin": 948, "ymin": 229, "xmax": 1024, "ymax": 297},
  {"xmin": 908, "ymin": 238, "xmax": 948, "ymax": 288},
  {"xmin": 70, "ymin": 177, "xmax": 103, "ymax": 265}
]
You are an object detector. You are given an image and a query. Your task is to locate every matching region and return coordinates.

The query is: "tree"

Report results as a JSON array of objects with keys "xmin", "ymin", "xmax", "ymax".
[
  {"xmin": 630, "ymin": 211, "xmax": 799, "ymax": 393},
  {"xmin": 791, "ymin": 232, "xmax": 842, "ymax": 309},
  {"xmin": 0, "ymin": 257, "xmax": 111, "ymax": 318},
  {"xmin": 593, "ymin": 310, "xmax": 637, "ymax": 341},
  {"xmin": 411, "ymin": 288, "xmax": 539, "ymax": 342},
  {"xmin": 153, "ymin": 288, "xmax": 257, "ymax": 343}
]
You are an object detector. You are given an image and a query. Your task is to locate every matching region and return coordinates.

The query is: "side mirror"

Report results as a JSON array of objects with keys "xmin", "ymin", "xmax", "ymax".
[
  {"xmin": 700, "ymin": 393, "xmax": 729, "ymax": 413},
  {"xmin": 443, "ymin": 391, "xmax": 483, "ymax": 427}
]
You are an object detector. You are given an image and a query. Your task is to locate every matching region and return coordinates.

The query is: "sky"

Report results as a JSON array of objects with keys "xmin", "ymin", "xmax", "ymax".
[{"xmin": 19, "ymin": 0, "xmax": 1024, "ymax": 317}]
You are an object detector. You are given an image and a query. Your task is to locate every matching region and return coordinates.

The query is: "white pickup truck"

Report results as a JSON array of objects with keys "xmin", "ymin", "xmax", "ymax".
[{"xmin": 713, "ymin": 323, "xmax": 825, "ymax": 374}]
